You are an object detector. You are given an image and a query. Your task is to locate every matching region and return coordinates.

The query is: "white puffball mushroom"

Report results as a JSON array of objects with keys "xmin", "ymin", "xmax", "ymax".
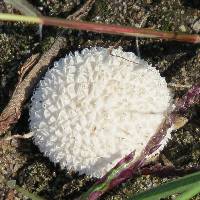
[{"xmin": 29, "ymin": 47, "xmax": 173, "ymax": 178}]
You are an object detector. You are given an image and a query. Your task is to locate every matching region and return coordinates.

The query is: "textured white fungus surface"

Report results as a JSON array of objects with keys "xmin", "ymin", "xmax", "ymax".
[{"xmin": 29, "ymin": 47, "xmax": 172, "ymax": 178}]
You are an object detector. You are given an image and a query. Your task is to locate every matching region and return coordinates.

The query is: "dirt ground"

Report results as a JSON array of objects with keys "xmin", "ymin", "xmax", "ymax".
[{"xmin": 0, "ymin": 0, "xmax": 200, "ymax": 199}]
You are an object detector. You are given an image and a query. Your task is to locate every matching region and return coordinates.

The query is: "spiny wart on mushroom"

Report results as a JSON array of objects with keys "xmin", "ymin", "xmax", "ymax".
[{"xmin": 29, "ymin": 47, "xmax": 173, "ymax": 178}]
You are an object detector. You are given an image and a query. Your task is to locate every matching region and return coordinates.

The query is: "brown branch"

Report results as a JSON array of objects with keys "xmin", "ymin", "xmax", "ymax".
[
  {"xmin": 0, "ymin": 0, "xmax": 96, "ymax": 135},
  {"xmin": 18, "ymin": 53, "xmax": 40, "ymax": 83}
]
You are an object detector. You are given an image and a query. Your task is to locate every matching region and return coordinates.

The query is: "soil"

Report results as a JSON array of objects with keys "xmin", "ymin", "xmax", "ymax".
[{"xmin": 0, "ymin": 0, "xmax": 200, "ymax": 200}]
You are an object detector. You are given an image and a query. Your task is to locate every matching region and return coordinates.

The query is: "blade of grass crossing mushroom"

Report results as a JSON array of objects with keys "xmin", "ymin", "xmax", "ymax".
[
  {"xmin": 0, "ymin": 14, "xmax": 200, "ymax": 43},
  {"xmin": 80, "ymin": 83, "xmax": 200, "ymax": 200}
]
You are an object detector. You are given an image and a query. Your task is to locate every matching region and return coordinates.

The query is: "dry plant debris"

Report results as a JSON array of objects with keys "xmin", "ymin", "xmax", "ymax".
[{"xmin": 0, "ymin": 0, "xmax": 96, "ymax": 135}]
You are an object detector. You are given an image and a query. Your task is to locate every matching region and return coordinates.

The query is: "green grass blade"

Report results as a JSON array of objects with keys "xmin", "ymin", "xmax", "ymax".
[
  {"xmin": 128, "ymin": 171, "xmax": 200, "ymax": 200},
  {"xmin": 175, "ymin": 182, "xmax": 200, "ymax": 200},
  {"xmin": 4, "ymin": 0, "xmax": 41, "ymax": 16},
  {"xmin": 0, "ymin": 13, "xmax": 41, "ymax": 23},
  {"xmin": 7, "ymin": 180, "xmax": 45, "ymax": 200}
]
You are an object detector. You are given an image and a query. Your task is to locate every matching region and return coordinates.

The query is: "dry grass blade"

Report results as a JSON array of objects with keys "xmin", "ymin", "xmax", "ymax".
[
  {"xmin": 4, "ymin": 0, "xmax": 41, "ymax": 16},
  {"xmin": 0, "ymin": 14, "xmax": 200, "ymax": 43}
]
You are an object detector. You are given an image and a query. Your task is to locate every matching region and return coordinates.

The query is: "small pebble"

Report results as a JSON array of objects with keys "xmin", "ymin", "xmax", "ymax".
[
  {"xmin": 179, "ymin": 25, "xmax": 187, "ymax": 32},
  {"xmin": 192, "ymin": 19, "xmax": 200, "ymax": 33}
]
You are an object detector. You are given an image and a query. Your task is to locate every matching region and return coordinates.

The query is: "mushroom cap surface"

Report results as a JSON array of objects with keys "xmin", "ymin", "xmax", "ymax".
[{"xmin": 29, "ymin": 47, "xmax": 172, "ymax": 177}]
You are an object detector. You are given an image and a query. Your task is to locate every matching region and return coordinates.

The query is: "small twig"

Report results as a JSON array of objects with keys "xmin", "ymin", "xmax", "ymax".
[
  {"xmin": 108, "ymin": 39, "xmax": 123, "ymax": 58},
  {"xmin": 168, "ymin": 83, "xmax": 192, "ymax": 89},
  {"xmin": 109, "ymin": 49, "xmax": 139, "ymax": 64},
  {"xmin": 18, "ymin": 53, "xmax": 40, "ymax": 83},
  {"xmin": 67, "ymin": 0, "xmax": 95, "ymax": 20},
  {"xmin": 0, "ymin": 0, "xmax": 96, "ymax": 135},
  {"xmin": 3, "ymin": 132, "xmax": 34, "ymax": 141}
]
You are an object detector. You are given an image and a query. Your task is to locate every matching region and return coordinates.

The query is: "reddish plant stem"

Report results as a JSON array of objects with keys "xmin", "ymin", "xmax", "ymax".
[
  {"xmin": 0, "ymin": 14, "xmax": 200, "ymax": 43},
  {"xmin": 38, "ymin": 16, "xmax": 200, "ymax": 43}
]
